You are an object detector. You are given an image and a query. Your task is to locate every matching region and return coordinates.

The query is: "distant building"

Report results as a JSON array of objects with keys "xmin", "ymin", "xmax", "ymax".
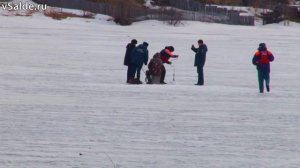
[{"xmin": 287, "ymin": 5, "xmax": 300, "ymax": 19}]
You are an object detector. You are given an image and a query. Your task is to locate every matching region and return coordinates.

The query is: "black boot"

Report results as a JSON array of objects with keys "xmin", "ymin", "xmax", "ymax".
[
  {"xmin": 127, "ymin": 77, "xmax": 135, "ymax": 84},
  {"xmin": 136, "ymin": 77, "xmax": 143, "ymax": 84}
]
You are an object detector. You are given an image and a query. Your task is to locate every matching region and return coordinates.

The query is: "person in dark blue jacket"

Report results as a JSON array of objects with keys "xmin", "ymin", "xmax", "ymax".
[
  {"xmin": 130, "ymin": 42, "xmax": 149, "ymax": 84},
  {"xmin": 124, "ymin": 39, "xmax": 137, "ymax": 83},
  {"xmin": 252, "ymin": 43, "xmax": 274, "ymax": 93},
  {"xmin": 191, "ymin": 40, "xmax": 208, "ymax": 85}
]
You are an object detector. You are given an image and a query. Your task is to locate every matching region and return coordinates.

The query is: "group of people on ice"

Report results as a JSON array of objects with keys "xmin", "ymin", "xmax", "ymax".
[
  {"xmin": 123, "ymin": 39, "xmax": 274, "ymax": 93},
  {"xmin": 124, "ymin": 39, "xmax": 179, "ymax": 85}
]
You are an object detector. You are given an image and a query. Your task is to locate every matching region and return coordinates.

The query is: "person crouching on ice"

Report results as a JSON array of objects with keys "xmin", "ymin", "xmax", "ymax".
[
  {"xmin": 159, "ymin": 46, "xmax": 179, "ymax": 84},
  {"xmin": 146, "ymin": 53, "xmax": 164, "ymax": 84},
  {"xmin": 252, "ymin": 43, "xmax": 274, "ymax": 93}
]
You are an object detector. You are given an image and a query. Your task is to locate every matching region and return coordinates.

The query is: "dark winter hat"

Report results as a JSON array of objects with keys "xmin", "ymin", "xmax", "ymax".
[
  {"xmin": 168, "ymin": 46, "xmax": 174, "ymax": 52},
  {"xmin": 198, "ymin": 40, "xmax": 204, "ymax": 44},
  {"xmin": 131, "ymin": 39, "xmax": 137, "ymax": 44},
  {"xmin": 143, "ymin": 42, "xmax": 149, "ymax": 47},
  {"xmin": 259, "ymin": 43, "xmax": 266, "ymax": 47},
  {"xmin": 165, "ymin": 46, "xmax": 174, "ymax": 52}
]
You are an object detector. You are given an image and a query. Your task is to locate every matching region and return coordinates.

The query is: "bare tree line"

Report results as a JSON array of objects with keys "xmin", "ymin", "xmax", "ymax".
[{"xmin": 32, "ymin": 0, "xmax": 254, "ymax": 26}]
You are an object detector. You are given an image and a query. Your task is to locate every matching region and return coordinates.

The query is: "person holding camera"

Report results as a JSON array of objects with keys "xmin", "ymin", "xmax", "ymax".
[{"xmin": 191, "ymin": 40, "xmax": 208, "ymax": 85}]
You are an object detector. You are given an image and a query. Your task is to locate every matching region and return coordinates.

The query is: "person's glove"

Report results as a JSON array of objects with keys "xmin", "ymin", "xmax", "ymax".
[
  {"xmin": 167, "ymin": 62, "xmax": 172, "ymax": 65},
  {"xmin": 173, "ymin": 55, "xmax": 179, "ymax": 58}
]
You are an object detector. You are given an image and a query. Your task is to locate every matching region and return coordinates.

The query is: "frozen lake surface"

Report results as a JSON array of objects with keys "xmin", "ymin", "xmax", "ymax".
[{"xmin": 0, "ymin": 11, "xmax": 300, "ymax": 168}]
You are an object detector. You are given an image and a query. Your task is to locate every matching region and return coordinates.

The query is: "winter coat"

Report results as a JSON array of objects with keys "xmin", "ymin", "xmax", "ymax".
[
  {"xmin": 160, "ymin": 48, "xmax": 174, "ymax": 64},
  {"xmin": 192, "ymin": 44, "xmax": 208, "ymax": 67},
  {"xmin": 148, "ymin": 53, "xmax": 163, "ymax": 76},
  {"xmin": 130, "ymin": 44, "xmax": 149, "ymax": 67},
  {"xmin": 124, "ymin": 43, "xmax": 136, "ymax": 66},
  {"xmin": 252, "ymin": 46, "xmax": 274, "ymax": 73}
]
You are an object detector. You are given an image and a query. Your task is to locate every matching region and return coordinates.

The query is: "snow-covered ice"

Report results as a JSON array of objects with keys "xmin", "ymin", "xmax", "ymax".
[{"xmin": 0, "ymin": 10, "xmax": 300, "ymax": 168}]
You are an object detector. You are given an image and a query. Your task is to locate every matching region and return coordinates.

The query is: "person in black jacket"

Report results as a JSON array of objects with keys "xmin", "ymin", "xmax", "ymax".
[
  {"xmin": 124, "ymin": 39, "xmax": 137, "ymax": 83},
  {"xmin": 191, "ymin": 40, "xmax": 208, "ymax": 85},
  {"xmin": 130, "ymin": 42, "xmax": 149, "ymax": 84}
]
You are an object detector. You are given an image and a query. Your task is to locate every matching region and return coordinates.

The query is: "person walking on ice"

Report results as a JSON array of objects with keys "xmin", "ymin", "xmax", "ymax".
[
  {"xmin": 191, "ymin": 39, "xmax": 208, "ymax": 85},
  {"xmin": 252, "ymin": 43, "xmax": 274, "ymax": 93}
]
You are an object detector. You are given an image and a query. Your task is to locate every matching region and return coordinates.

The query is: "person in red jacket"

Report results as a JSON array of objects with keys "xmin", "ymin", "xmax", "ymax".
[
  {"xmin": 159, "ymin": 46, "xmax": 178, "ymax": 84},
  {"xmin": 252, "ymin": 43, "xmax": 274, "ymax": 93}
]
